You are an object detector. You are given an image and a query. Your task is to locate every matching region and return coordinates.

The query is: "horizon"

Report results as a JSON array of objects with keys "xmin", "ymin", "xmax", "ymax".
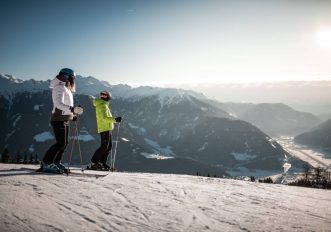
[
  {"xmin": 2, "ymin": 72, "xmax": 331, "ymax": 87},
  {"xmin": 1, "ymin": 71, "xmax": 331, "ymax": 115},
  {"xmin": 1, "ymin": 0, "xmax": 331, "ymax": 85}
]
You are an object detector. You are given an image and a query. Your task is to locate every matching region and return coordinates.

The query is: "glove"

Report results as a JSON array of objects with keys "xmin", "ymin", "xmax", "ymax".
[
  {"xmin": 70, "ymin": 106, "xmax": 83, "ymax": 115},
  {"xmin": 115, "ymin": 117, "xmax": 122, "ymax": 123},
  {"xmin": 72, "ymin": 115, "xmax": 78, "ymax": 121}
]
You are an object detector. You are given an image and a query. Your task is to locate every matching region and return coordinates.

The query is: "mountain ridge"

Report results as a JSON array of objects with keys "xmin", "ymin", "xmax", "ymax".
[{"xmin": 0, "ymin": 74, "xmax": 309, "ymax": 176}]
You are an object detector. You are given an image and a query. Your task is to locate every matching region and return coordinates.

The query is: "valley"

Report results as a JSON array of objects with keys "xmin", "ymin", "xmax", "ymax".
[{"xmin": 276, "ymin": 137, "xmax": 331, "ymax": 169}]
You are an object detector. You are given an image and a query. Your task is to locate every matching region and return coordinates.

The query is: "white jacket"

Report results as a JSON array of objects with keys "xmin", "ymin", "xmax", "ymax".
[{"xmin": 50, "ymin": 77, "xmax": 73, "ymax": 121}]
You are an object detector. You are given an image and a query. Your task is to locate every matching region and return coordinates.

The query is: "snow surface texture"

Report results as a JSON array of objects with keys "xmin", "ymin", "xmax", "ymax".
[{"xmin": 0, "ymin": 163, "xmax": 330, "ymax": 232}]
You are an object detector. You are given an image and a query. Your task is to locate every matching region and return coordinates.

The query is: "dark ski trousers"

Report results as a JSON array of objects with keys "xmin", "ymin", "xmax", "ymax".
[
  {"xmin": 43, "ymin": 121, "xmax": 69, "ymax": 164},
  {"xmin": 91, "ymin": 131, "xmax": 112, "ymax": 164}
]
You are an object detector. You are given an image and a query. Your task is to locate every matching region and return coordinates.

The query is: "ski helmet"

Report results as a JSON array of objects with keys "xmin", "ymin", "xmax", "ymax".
[
  {"xmin": 59, "ymin": 68, "xmax": 76, "ymax": 77},
  {"xmin": 100, "ymin": 91, "xmax": 111, "ymax": 101},
  {"xmin": 56, "ymin": 68, "xmax": 76, "ymax": 92}
]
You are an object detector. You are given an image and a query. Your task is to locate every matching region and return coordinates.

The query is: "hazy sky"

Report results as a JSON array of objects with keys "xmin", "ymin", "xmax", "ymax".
[{"xmin": 1, "ymin": 0, "xmax": 331, "ymax": 85}]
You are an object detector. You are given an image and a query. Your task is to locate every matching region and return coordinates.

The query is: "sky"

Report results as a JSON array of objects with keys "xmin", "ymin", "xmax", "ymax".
[{"xmin": 1, "ymin": 0, "xmax": 331, "ymax": 86}]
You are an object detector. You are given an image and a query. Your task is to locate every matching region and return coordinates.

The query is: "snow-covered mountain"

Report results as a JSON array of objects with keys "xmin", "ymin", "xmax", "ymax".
[
  {"xmin": 0, "ymin": 74, "xmax": 50, "ymax": 94},
  {"xmin": 1, "ymin": 163, "xmax": 330, "ymax": 232},
  {"xmin": 0, "ymin": 73, "xmax": 308, "ymax": 177},
  {"xmin": 0, "ymin": 90, "xmax": 302, "ymax": 177},
  {"xmin": 0, "ymin": 74, "xmax": 206, "ymax": 102}
]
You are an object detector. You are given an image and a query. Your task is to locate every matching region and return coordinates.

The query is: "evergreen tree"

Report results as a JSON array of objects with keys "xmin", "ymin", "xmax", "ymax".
[
  {"xmin": 23, "ymin": 152, "xmax": 28, "ymax": 164},
  {"xmin": 1, "ymin": 148, "xmax": 10, "ymax": 163},
  {"xmin": 15, "ymin": 151, "xmax": 22, "ymax": 164},
  {"xmin": 314, "ymin": 166, "xmax": 324, "ymax": 185},
  {"xmin": 29, "ymin": 152, "xmax": 34, "ymax": 164},
  {"xmin": 34, "ymin": 153, "xmax": 40, "ymax": 164}
]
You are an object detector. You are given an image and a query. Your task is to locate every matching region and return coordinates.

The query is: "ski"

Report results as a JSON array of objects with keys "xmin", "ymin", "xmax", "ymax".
[
  {"xmin": 85, "ymin": 165, "xmax": 117, "ymax": 172},
  {"xmin": 66, "ymin": 172, "xmax": 108, "ymax": 178},
  {"xmin": 15, "ymin": 166, "xmax": 114, "ymax": 178},
  {"xmin": 66, "ymin": 169, "xmax": 112, "ymax": 178},
  {"xmin": 35, "ymin": 167, "xmax": 63, "ymax": 174}
]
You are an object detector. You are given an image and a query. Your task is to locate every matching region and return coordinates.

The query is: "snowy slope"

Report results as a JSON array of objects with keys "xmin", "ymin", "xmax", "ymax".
[{"xmin": 1, "ymin": 163, "xmax": 330, "ymax": 232}]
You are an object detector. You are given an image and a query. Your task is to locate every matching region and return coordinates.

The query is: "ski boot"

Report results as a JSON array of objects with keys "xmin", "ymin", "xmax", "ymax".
[
  {"xmin": 55, "ymin": 163, "xmax": 70, "ymax": 174},
  {"xmin": 87, "ymin": 162, "xmax": 103, "ymax": 171},
  {"xmin": 38, "ymin": 162, "xmax": 63, "ymax": 174},
  {"xmin": 101, "ymin": 163, "xmax": 111, "ymax": 171}
]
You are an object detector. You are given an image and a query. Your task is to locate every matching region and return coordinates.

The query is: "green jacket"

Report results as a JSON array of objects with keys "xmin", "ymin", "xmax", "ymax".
[{"xmin": 93, "ymin": 98, "xmax": 117, "ymax": 133}]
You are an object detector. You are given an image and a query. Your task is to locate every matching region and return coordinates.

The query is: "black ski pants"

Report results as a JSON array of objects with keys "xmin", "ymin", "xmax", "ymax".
[
  {"xmin": 43, "ymin": 121, "xmax": 69, "ymax": 164},
  {"xmin": 91, "ymin": 131, "xmax": 112, "ymax": 164}
]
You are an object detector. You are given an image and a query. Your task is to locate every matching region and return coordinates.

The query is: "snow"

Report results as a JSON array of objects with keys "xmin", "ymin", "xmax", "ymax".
[
  {"xmin": 226, "ymin": 167, "xmax": 282, "ymax": 178},
  {"xmin": 231, "ymin": 152, "xmax": 257, "ymax": 161},
  {"xmin": 144, "ymin": 138, "xmax": 174, "ymax": 156},
  {"xmin": 77, "ymin": 134, "xmax": 95, "ymax": 142},
  {"xmin": 28, "ymin": 144, "xmax": 35, "ymax": 152},
  {"xmin": 33, "ymin": 131, "xmax": 54, "ymax": 142},
  {"xmin": 33, "ymin": 105, "xmax": 43, "ymax": 111},
  {"xmin": 121, "ymin": 137, "xmax": 129, "ymax": 142},
  {"xmin": 283, "ymin": 162, "xmax": 292, "ymax": 173},
  {"xmin": 128, "ymin": 123, "xmax": 146, "ymax": 135},
  {"xmin": 5, "ymin": 129, "xmax": 16, "ymax": 141},
  {"xmin": 76, "ymin": 129, "xmax": 95, "ymax": 142},
  {"xmin": 12, "ymin": 114, "xmax": 21, "ymax": 127},
  {"xmin": 276, "ymin": 137, "xmax": 331, "ymax": 168},
  {"xmin": 198, "ymin": 142, "xmax": 208, "ymax": 152},
  {"xmin": 267, "ymin": 137, "xmax": 277, "ymax": 149},
  {"xmin": 286, "ymin": 148, "xmax": 331, "ymax": 168},
  {"xmin": 140, "ymin": 152, "xmax": 174, "ymax": 160},
  {"xmin": 110, "ymin": 85, "xmax": 205, "ymax": 104},
  {"xmin": 1, "ymin": 163, "xmax": 330, "ymax": 232}
]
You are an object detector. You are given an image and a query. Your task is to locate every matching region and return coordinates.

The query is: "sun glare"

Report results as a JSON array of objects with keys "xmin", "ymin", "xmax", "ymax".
[{"xmin": 316, "ymin": 28, "xmax": 331, "ymax": 50}]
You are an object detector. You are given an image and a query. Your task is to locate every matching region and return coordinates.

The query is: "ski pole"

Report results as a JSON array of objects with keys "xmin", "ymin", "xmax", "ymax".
[
  {"xmin": 74, "ymin": 117, "xmax": 85, "ymax": 172},
  {"xmin": 111, "ymin": 122, "xmax": 121, "ymax": 171},
  {"xmin": 67, "ymin": 120, "xmax": 76, "ymax": 172},
  {"xmin": 67, "ymin": 116, "xmax": 85, "ymax": 173}
]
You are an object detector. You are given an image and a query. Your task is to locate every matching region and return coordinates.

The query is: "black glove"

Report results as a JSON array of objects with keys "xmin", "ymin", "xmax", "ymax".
[
  {"xmin": 72, "ymin": 115, "xmax": 78, "ymax": 121},
  {"xmin": 115, "ymin": 117, "xmax": 122, "ymax": 123}
]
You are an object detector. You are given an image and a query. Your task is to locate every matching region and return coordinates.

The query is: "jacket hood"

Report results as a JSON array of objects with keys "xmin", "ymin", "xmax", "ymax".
[
  {"xmin": 93, "ymin": 98, "xmax": 109, "ymax": 107},
  {"xmin": 50, "ymin": 77, "xmax": 65, "ymax": 88}
]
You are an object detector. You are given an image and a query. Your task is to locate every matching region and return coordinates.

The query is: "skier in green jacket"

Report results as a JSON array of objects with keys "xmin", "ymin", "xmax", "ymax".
[{"xmin": 90, "ymin": 91, "xmax": 122, "ymax": 171}]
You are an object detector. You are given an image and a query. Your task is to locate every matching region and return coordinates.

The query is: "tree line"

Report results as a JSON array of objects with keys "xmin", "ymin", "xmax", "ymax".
[
  {"xmin": 289, "ymin": 166, "xmax": 331, "ymax": 189},
  {"xmin": 1, "ymin": 148, "xmax": 40, "ymax": 165}
]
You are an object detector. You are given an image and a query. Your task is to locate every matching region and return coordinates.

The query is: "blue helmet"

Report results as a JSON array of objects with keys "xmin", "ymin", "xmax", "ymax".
[{"xmin": 59, "ymin": 68, "xmax": 76, "ymax": 77}]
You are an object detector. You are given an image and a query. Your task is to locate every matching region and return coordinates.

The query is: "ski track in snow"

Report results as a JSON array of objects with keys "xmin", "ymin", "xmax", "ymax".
[{"xmin": 0, "ymin": 164, "xmax": 330, "ymax": 232}]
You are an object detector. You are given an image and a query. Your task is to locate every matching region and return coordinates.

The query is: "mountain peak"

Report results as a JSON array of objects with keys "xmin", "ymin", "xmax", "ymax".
[{"xmin": 1, "ymin": 74, "xmax": 22, "ymax": 83}]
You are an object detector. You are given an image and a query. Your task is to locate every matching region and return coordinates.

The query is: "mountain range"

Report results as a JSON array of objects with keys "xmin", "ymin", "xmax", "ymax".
[
  {"xmin": 294, "ymin": 118, "xmax": 331, "ymax": 152},
  {"xmin": 0, "ymin": 74, "xmax": 317, "ymax": 176},
  {"xmin": 232, "ymin": 103, "xmax": 321, "ymax": 137},
  {"xmin": 187, "ymin": 80, "xmax": 331, "ymax": 115}
]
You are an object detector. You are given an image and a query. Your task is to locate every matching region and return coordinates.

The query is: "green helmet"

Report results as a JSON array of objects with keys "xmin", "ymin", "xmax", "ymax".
[{"xmin": 59, "ymin": 68, "xmax": 76, "ymax": 77}]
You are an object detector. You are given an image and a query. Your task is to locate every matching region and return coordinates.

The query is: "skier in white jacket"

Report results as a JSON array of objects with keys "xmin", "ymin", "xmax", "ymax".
[{"xmin": 40, "ymin": 68, "xmax": 83, "ymax": 173}]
